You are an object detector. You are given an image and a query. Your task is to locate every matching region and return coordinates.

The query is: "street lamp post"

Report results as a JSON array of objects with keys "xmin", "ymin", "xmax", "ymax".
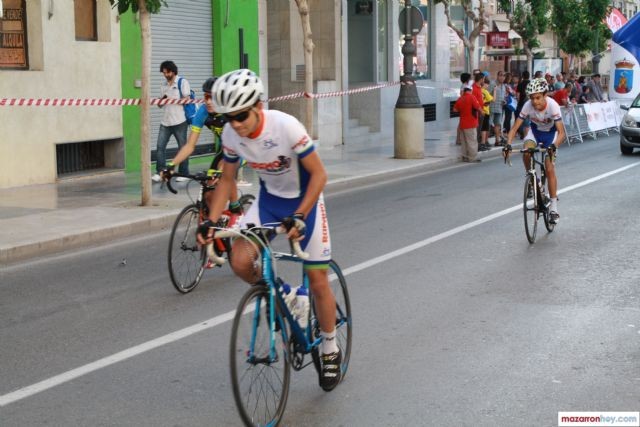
[{"xmin": 394, "ymin": 0, "xmax": 424, "ymax": 159}]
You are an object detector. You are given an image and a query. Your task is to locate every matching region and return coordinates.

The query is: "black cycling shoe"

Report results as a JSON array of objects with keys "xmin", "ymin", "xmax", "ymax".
[
  {"xmin": 319, "ymin": 350, "xmax": 342, "ymax": 392},
  {"xmin": 549, "ymin": 211, "xmax": 560, "ymax": 224}
]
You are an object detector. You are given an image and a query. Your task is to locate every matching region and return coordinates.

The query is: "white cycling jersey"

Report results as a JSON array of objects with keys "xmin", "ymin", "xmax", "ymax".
[
  {"xmin": 519, "ymin": 97, "xmax": 562, "ymax": 133},
  {"xmin": 222, "ymin": 110, "xmax": 315, "ymax": 198}
]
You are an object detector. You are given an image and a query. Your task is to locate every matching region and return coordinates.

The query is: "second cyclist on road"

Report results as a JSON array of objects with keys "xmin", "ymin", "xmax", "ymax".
[{"xmin": 505, "ymin": 77, "xmax": 566, "ymax": 224}]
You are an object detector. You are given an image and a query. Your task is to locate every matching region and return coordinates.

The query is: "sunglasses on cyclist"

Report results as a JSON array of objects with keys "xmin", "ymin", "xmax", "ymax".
[{"xmin": 224, "ymin": 110, "xmax": 252, "ymax": 123}]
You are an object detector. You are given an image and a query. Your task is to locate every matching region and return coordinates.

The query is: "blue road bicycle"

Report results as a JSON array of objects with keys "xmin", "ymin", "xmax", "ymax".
[{"xmin": 214, "ymin": 223, "xmax": 352, "ymax": 427}]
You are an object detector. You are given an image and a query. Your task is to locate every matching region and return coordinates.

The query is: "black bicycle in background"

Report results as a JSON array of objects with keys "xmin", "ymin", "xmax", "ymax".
[{"xmin": 165, "ymin": 171, "xmax": 254, "ymax": 293}]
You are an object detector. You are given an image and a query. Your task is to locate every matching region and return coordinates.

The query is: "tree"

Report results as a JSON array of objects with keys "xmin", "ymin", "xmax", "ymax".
[
  {"xmin": 436, "ymin": 0, "xmax": 490, "ymax": 72},
  {"xmin": 550, "ymin": 0, "xmax": 611, "ymax": 71},
  {"xmin": 498, "ymin": 0, "xmax": 550, "ymax": 73},
  {"xmin": 110, "ymin": 0, "xmax": 167, "ymax": 206},
  {"xmin": 293, "ymin": 0, "xmax": 314, "ymax": 137}
]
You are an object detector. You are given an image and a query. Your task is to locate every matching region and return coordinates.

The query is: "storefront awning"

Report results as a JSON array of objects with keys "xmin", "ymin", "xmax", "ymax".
[
  {"xmin": 484, "ymin": 48, "xmax": 518, "ymax": 56},
  {"xmin": 494, "ymin": 20, "xmax": 510, "ymax": 32},
  {"xmin": 509, "ymin": 29, "xmax": 521, "ymax": 40}
]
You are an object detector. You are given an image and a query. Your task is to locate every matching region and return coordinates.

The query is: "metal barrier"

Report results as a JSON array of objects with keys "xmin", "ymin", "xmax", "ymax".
[{"xmin": 559, "ymin": 101, "xmax": 623, "ymax": 144}]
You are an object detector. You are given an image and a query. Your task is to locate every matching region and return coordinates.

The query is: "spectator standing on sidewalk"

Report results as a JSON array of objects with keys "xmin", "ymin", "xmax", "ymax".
[
  {"xmin": 503, "ymin": 73, "xmax": 516, "ymax": 135},
  {"xmin": 153, "ymin": 60, "xmax": 191, "ymax": 183},
  {"xmin": 552, "ymin": 82, "xmax": 570, "ymax": 107},
  {"xmin": 453, "ymin": 87, "xmax": 482, "ymax": 162},
  {"xmin": 480, "ymin": 77, "xmax": 494, "ymax": 151},
  {"xmin": 515, "ymin": 70, "xmax": 530, "ymax": 139},
  {"xmin": 490, "ymin": 71, "xmax": 507, "ymax": 147},
  {"xmin": 456, "ymin": 72, "xmax": 473, "ymax": 145},
  {"xmin": 586, "ymin": 74, "xmax": 605, "ymax": 102},
  {"xmin": 472, "ymin": 72, "xmax": 486, "ymax": 149}
]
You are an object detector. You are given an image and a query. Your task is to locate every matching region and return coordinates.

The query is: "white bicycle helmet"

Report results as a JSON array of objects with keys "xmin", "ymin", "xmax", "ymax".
[
  {"xmin": 211, "ymin": 69, "xmax": 264, "ymax": 114},
  {"xmin": 526, "ymin": 78, "xmax": 549, "ymax": 96}
]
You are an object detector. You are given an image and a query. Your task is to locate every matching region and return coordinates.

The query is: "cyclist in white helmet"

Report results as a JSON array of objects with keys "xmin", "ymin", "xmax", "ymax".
[
  {"xmin": 199, "ymin": 68, "xmax": 343, "ymax": 392},
  {"xmin": 504, "ymin": 77, "xmax": 566, "ymax": 224}
]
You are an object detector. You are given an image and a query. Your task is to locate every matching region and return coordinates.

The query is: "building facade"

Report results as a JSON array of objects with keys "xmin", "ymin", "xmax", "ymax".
[
  {"xmin": 0, "ymin": 0, "xmax": 122, "ymax": 188},
  {"xmin": 1, "ymin": 0, "xmax": 462, "ymax": 188}
]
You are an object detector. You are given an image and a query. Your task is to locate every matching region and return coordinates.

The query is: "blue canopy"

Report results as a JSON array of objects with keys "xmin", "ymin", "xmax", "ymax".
[{"xmin": 612, "ymin": 12, "xmax": 640, "ymax": 63}]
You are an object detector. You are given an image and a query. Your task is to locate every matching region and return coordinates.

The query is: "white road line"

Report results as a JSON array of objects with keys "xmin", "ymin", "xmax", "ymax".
[{"xmin": 1, "ymin": 161, "xmax": 638, "ymax": 407}]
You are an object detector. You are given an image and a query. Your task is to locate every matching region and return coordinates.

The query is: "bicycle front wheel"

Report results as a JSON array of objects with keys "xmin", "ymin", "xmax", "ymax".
[
  {"xmin": 230, "ymin": 285, "xmax": 290, "ymax": 427},
  {"xmin": 311, "ymin": 260, "xmax": 352, "ymax": 383},
  {"xmin": 523, "ymin": 175, "xmax": 538, "ymax": 244},
  {"xmin": 168, "ymin": 204, "xmax": 206, "ymax": 293}
]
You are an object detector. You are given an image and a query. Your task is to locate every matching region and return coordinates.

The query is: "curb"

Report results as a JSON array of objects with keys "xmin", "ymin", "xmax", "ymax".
[{"xmin": 1, "ymin": 145, "xmax": 511, "ymax": 265}]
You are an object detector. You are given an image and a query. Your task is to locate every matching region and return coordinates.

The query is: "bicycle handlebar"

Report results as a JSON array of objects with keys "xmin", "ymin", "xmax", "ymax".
[
  {"xmin": 210, "ymin": 225, "xmax": 310, "ymax": 263},
  {"xmin": 164, "ymin": 171, "xmax": 222, "ymax": 194}
]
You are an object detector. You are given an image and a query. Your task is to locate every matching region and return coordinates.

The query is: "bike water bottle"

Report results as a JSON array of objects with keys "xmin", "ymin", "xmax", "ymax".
[
  {"xmin": 293, "ymin": 286, "xmax": 310, "ymax": 329},
  {"xmin": 279, "ymin": 283, "xmax": 297, "ymax": 313}
]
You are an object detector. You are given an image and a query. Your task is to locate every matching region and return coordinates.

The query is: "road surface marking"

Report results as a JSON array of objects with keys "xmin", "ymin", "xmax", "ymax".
[{"xmin": 1, "ymin": 161, "xmax": 638, "ymax": 407}]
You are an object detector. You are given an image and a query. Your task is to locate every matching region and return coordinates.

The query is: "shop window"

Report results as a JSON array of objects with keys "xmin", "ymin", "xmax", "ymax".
[
  {"xmin": 398, "ymin": 0, "xmax": 430, "ymax": 80},
  {"xmin": 0, "ymin": 0, "xmax": 28, "ymax": 69},
  {"xmin": 75, "ymin": 0, "xmax": 97, "ymax": 41}
]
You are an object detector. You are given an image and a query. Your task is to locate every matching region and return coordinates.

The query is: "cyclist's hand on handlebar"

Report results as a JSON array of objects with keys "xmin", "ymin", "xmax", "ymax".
[
  {"xmin": 160, "ymin": 162, "xmax": 176, "ymax": 182},
  {"xmin": 228, "ymin": 200, "xmax": 243, "ymax": 215},
  {"xmin": 502, "ymin": 143, "xmax": 512, "ymax": 162},
  {"xmin": 282, "ymin": 214, "xmax": 306, "ymax": 241},
  {"xmin": 197, "ymin": 219, "xmax": 216, "ymax": 245}
]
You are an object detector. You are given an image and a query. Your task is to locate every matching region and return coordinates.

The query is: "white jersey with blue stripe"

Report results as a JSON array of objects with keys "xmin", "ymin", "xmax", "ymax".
[
  {"xmin": 222, "ymin": 110, "xmax": 315, "ymax": 199},
  {"xmin": 519, "ymin": 97, "xmax": 562, "ymax": 133}
]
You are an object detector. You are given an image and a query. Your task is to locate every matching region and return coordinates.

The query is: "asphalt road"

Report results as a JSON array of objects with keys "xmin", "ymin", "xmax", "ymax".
[{"xmin": 1, "ymin": 134, "xmax": 639, "ymax": 426}]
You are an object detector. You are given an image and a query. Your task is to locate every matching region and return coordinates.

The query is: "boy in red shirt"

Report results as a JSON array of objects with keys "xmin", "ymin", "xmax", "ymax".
[{"xmin": 453, "ymin": 87, "xmax": 483, "ymax": 162}]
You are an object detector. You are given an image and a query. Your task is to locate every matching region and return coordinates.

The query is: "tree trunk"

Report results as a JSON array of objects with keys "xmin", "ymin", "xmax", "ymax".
[
  {"xmin": 139, "ymin": 0, "xmax": 151, "ymax": 206},
  {"xmin": 525, "ymin": 51, "xmax": 533, "ymax": 76},
  {"xmin": 295, "ymin": 0, "xmax": 314, "ymax": 137},
  {"xmin": 468, "ymin": 45, "xmax": 476, "ymax": 72}
]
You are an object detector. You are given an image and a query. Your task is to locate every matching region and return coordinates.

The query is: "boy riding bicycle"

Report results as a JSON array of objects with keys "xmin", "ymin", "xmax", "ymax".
[
  {"xmin": 504, "ymin": 78, "xmax": 567, "ymax": 224},
  {"xmin": 198, "ymin": 69, "xmax": 343, "ymax": 392}
]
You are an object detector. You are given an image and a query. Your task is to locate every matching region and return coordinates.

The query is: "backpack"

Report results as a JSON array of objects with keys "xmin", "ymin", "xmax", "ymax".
[
  {"xmin": 177, "ymin": 77, "xmax": 197, "ymax": 124},
  {"xmin": 505, "ymin": 93, "xmax": 517, "ymax": 112}
]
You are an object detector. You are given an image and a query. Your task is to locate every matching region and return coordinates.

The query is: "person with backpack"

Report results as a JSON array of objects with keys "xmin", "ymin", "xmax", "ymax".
[{"xmin": 152, "ymin": 60, "xmax": 193, "ymax": 183}]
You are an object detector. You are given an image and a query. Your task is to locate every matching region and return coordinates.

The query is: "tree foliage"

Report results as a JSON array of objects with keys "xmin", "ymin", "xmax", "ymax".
[
  {"xmin": 550, "ymin": 0, "xmax": 611, "ymax": 56},
  {"xmin": 109, "ymin": 0, "xmax": 167, "ymax": 15},
  {"xmin": 435, "ymin": 0, "xmax": 490, "ymax": 71},
  {"xmin": 498, "ymin": 0, "xmax": 550, "ymax": 69}
]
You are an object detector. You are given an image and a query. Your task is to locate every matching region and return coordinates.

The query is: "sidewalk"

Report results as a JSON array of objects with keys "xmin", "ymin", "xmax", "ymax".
[{"xmin": 0, "ymin": 130, "xmax": 510, "ymax": 265}]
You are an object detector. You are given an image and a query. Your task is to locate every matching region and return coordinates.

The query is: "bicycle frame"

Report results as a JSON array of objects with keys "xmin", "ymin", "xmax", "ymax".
[
  {"xmin": 524, "ymin": 147, "xmax": 549, "ymax": 206},
  {"xmin": 259, "ymin": 248, "xmax": 322, "ymax": 361}
]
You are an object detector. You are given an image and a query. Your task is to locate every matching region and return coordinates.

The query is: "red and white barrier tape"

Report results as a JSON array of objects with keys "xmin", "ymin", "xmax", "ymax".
[{"xmin": 0, "ymin": 81, "xmax": 410, "ymax": 106}]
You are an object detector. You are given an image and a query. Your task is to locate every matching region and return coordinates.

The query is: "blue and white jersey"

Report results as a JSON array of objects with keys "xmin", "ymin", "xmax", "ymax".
[
  {"xmin": 222, "ymin": 110, "xmax": 315, "ymax": 199},
  {"xmin": 519, "ymin": 97, "xmax": 563, "ymax": 147},
  {"xmin": 519, "ymin": 97, "xmax": 562, "ymax": 133}
]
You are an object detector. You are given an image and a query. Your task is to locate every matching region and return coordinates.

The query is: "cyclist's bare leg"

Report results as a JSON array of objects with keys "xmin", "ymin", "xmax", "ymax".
[
  {"xmin": 228, "ymin": 242, "xmax": 338, "ymax": 334},
  {"xmin": 522, "ymin": 152, "xmax": 531, "ymax": 171},
  {"xmin": 545, "ymin": 156, "xmax": 558, "ymax": 198},
  {"xmin": 307, "ymin": 268, "xmax": 337, "ymax": 334},
  {"xmin": 229, "ymin": 238, "xmax": 261, "ymax": 283}
]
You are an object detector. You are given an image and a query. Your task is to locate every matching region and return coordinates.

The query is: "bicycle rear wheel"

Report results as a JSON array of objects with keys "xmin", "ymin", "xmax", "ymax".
[
  {"xmin": 168, "ymin": 204, "xmax": 207, "ymax": 293},
  {"xmin": 523, "ymin": 175, "xmax": 538, "ymax": 244},
  {"xmin": 311, "ymin": 260, "xmax": 352, "ymax": 383},
  {"xmin": 230, "ymin": 285, "xmax": 290, "ymax": 427}
]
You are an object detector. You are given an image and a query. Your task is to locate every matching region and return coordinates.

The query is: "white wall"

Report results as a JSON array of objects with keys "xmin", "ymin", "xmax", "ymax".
[{"xmin": 0, "ymin": 0, "xmax": 122, "ymax": 188}]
